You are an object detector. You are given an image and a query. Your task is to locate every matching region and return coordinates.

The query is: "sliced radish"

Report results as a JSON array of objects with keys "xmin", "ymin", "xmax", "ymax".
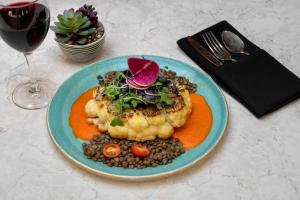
[
  {"xmin": 130, "ymin": 78, "xmax": 150, "ymax": 88},
  {"xmin": 128, "ymin": 58, "xmax": 149, "ymax": 75},
  {"xmin": 128, "ymin": 58, "xmax": 159, "ymax": 87},
  {"xmin": 126, "ymin": 78, "xmax": 149, "ymax": 90},
  {"xmin": 126, "ymin": 78, "xmax": 140, "ymax": 87},
  {"xmin": 128, "ymin": 84, "xmax": 149, "ymax": 90}
]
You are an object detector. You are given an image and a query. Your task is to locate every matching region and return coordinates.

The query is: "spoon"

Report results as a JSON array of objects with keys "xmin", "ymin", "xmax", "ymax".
[{"xmin": 221, "ymin": 30, "xmax": 250, "ymax": 55}]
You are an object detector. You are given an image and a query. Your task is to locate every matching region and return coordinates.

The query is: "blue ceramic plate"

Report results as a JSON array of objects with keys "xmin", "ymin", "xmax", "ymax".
[{"xmin": 47, "ymin": 55, "xmax": 228, "ymax": 180}]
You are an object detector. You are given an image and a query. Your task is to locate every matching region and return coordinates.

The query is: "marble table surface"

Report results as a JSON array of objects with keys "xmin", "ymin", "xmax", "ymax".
[{"xmin": 1, "ymin": 0, "xmax": 300, "ymax": 199}]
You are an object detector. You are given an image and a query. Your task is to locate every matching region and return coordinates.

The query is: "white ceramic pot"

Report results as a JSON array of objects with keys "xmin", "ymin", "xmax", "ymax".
[{"xmin": 57, "ymin": 22, "xmax": 105, "ymax": 63}]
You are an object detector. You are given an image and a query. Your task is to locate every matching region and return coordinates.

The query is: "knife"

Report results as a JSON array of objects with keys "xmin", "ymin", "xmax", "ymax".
[{"xmin": 187, "ymin": 36, "xmax": 223, "ymax": 67}]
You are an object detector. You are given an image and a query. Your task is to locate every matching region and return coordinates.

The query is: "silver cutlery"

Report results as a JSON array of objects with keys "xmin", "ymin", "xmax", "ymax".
[
  {"xmin": 221, "ymin": 30, "xmax": 250, "ymax": 55},
  {"xmin": 202, "ymin": 31, "xmax": 237, "ymax": 62},
  {"xmin": 187, "ymin": 36, "xmax": 223, "ymax": 66}
]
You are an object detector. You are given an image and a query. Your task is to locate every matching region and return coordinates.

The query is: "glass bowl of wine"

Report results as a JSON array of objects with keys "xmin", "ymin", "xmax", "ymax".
[{"xmin": 0, "ymin": 0, "xmax": 55, "ymax": 109}]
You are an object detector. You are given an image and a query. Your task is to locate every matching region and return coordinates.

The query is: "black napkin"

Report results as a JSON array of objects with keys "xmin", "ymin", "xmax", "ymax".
[{"xmin": 177, "ymin": 20, "xmax": 300, "ymax": 118}]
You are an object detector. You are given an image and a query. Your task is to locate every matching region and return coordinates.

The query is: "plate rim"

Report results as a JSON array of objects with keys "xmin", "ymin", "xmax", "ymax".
[{"xmin": 47, "ymin": 54, "xmax": 229, "ymax": 181}]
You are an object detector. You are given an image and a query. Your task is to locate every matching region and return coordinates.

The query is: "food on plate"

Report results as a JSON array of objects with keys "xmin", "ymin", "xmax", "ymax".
[
  {"xmin": 69, "ymin": 88, "xmax": 100, "ymax": 140},
  {"xmin": 83, "ymin": 133, "xmax": 185, "ymax": 168},
  {"xmin": 131, "ymin": 144, "xmax": 150, "ymax": 158},
  {"xmin": 69, "ymin": 57, "xmax": 213, "ymax": 168},
  {"xmin": 173, "ymin": 94, "xmax": 213, "ymax": 150},
  {"xmin": 102, "ymin": 143, "xmax": 121, "ymax": 158},
  {"xmin": 85, "ymin": 58, "xmax": 197, "ymax": 141}
]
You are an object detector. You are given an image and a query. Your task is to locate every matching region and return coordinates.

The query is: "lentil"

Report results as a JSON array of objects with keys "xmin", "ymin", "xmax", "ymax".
[{"xmin": 83, "ymin": 133, "xmax": 185, "ymax": 168}]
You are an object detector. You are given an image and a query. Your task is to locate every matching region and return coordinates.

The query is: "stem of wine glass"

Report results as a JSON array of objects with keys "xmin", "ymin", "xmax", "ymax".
[{"xmin": 24, "ymin": 53, "xmax": 41, "ymax": 97}]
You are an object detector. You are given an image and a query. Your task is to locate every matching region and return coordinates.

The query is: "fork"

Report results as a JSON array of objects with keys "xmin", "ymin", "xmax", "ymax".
[{"xmin": 202, "ymin": 31, "xmax": 237, "ymax": 62}]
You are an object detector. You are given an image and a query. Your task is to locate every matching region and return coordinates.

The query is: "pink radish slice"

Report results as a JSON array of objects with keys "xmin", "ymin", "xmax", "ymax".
[
  {"xmin": 126, "ymin": 78, "xmax": 149, "ymax": 90},
  {"xmin": 128, "ymin": 83, "xmax": 149, "ymax": 90},
  {"xmin": 131, "ymin": 78, "xmax": 150, "ymax": 88},
  {"xmin": 128, "ymin": 58, "xmax": 159, "ymax": 87},
  {"xmin": 127, "ymin": 76, "xmax": 149, "ymax": 89},
  {"xmin": 126, "ymin": 78, "xmax": 140, "ymax": 87},
  {"xmin": 128, "ymin": 58, "xmax": 149, "ymax": 75}
]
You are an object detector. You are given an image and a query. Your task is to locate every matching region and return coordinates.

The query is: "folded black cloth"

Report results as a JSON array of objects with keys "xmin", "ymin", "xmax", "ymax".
[{"xmin": 177, "ymin": 20, "xmax": 300, "ymax": 118}]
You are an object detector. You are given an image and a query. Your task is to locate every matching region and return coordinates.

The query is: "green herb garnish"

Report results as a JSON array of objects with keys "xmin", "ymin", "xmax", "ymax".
[
  {"xmin": 160, "ymin": 92, "xmax": 173, "ymax": 105},
  {"xmin": 101, "ymin": 70, "xmax": 175, "ymax": 114},
  {"xmin": 110, "ymin": 117, "xmax": 124, "ymax": 126},
  {"xmin": 105, "ymin": 85, "xmax": 120, "ymax": 98}
]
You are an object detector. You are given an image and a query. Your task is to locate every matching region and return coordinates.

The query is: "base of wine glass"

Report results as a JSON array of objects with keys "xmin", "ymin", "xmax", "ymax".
[{"xmin": 12, "ymin": 79, "xmax": 56, "ymax": 110}]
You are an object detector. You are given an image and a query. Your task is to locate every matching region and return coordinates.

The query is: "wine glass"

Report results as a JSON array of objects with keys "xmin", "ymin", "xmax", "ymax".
[{"xmin": 0, "ymin": 0, "xmax": 55, "ymax": 109}]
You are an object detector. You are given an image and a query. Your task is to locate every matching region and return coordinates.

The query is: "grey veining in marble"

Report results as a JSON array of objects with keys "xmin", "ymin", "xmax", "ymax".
[{"xmin": 0, "ymin": 0, "xmax": 299, "ymax": 199}]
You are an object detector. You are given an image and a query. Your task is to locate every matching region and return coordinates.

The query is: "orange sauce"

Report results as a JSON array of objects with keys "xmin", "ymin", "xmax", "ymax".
[
  {"xmin": 69, "ymin": 89, "xmax": 213, "ymax": 149},
  {"xmin": 69, "ymin": 88, "xmax": 100, "ymax": 140},
  {"xmin": 173, "ymin": 94, "xmax": 213, "ymax": 150}
]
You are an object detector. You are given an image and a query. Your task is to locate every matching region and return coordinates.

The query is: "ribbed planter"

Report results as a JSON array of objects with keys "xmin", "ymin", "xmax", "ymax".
[{"xmin": 57, "ymin": 22, "xmax": 105, "ymax": 63}]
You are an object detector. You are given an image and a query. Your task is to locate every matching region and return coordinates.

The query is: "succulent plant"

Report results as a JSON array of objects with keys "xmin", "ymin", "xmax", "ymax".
[
  {"xmin": 50, "ymin": 9, "xmax": 96, "ymax": 45},
  {"xmin": 77, "ymin": 4, "xmax": 99, "ymax": 28}
]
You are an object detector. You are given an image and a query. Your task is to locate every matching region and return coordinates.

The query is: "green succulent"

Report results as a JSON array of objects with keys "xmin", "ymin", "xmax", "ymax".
[{"xmin": 50, "ymin": 9, "xmax": 96, "ymax": 45}]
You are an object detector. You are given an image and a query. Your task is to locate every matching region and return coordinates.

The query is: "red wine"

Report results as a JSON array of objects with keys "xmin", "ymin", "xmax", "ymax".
[{"xmin": 0, "ymin": 2, "xmax": 50, "ymax": 53}]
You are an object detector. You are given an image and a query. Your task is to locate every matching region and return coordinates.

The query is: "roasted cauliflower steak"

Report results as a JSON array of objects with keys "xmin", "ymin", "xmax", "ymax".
[{"xmin": 85, "ymin": 87, "xmax": 192, "ymax": 141}]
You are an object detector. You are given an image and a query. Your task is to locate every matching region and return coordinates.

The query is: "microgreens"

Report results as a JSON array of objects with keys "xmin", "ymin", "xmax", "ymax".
[{"xmin": 101, "ymin": 70, "xmax": 175, "ymax": 115}]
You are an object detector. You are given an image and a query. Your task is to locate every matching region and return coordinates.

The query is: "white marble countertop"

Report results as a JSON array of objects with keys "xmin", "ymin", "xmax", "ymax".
[{"xmin": 1, "ymin": 0, "xmax": 300, "ymax": 199}]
